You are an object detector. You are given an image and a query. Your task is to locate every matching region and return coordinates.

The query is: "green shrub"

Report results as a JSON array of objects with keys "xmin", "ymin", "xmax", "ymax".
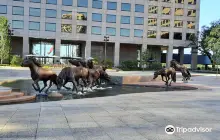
[
  {"xmin": 119, "ymin": 60, "xmax": 140, "ymax": 71},
  {"xmin": 103, "ymin": 59, "xmax": 113, "ymax": 69},
  {"xmin": 150, "ymin": 62, "xmax": 162, "ymax": 70},
  {"xmin": 92, "ymin": 57, "xmax": 99, "ymax": 65},
  {"xmin": 10, "ymin": 55, "xmax": 22, "ymax": 66}
]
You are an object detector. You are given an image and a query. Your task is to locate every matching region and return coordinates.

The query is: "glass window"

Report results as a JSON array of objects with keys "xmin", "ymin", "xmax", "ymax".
[
  {"xmin": 12, "ymin": 20, "xmax": 23, "ymax": 29},
  {"xmin": 148, "ymin": 30, "xmax": 157, "ymax": 38},
  {"xmin": 62, "ymin": 0, "xmax": 72, "ymax": 6},
  {"xmin": 188, "ymin": 0, "xmax": 196, "ymax": 5},
  {"xmin": 61, "ymin": 24, "xmax": 72, "ymax": 33},
  {"xmin": 78, "ymin": 0, "xmax": 88, "ymax": 7},
  {"xmin": 162, "ymin": 0, "xmax": 171, "ymax": 2},
  {"xmin": 92, "ymin": 0, "xmax": 102, "ymax": 9},
  {"xmin": 60, "ymin": 44, "xmax": 81, "ymax": 58},
  {"xmin": 187, "ymin": 9, "xmax": 196, "ymax": 17},
  {"xmin": 134, "ymin": 29, "xmax": 143, "ymax": 38},
  {"xmin": 106, "ymin": 27, "xmax": 116, "ymax": 36},
  {"xmin": 120, "ymin": 28, "xmax": 130, "ymax": 37},
  {"xmin": 186, "ymin": 33, "xmax": 194, "ymax": 40},
  {"xmin": 134, "ymin": 17, "xmax": 144, "ymax": 25},
  {"xmin": 161, "ymin": 19, "xmax": 170, "ymax": 27},
  {"xmin": 175, "ymin": 8, "xmax": 184, "ymax": 16},
  {"xmin": 12, "ymin": 6, "xmax": 24, "ymax": 15},
  {"xmin": 92, "ymin": 13, "xmax": 102, "ymax": 22},
  {"xmin": 161, "ymin": 31, "xmax": 169, "ymax": 39},
  {"xmin": 106, "ymin": 14, "xmax": 116, "ymax": 23},
  {"xmin": 61, "ymin": 10, "xmax": 72, "ymax": 19},
  {"xmin": 30, "ymin": 0, "xmax": 41, "ymax": 3},
  {"xmin": 76, "ymin": 25, "xmax": 87, "ymax": 34},
  {"xmin": 121, "ymin": 3, "xmax": 131, "ymax": 11},
  {"xmin": 107, "ymin": 2, "xmax": 117, "ymax": 10},
  {"xmin": 148, "ymin": 18, "xmax": 157, "ymax": 26},
  {"xmin": 174, "ymin": 20, "xmax": 183, "ymax": 28},
  {"xmin": 174, "ymin": 32, "xmax": 182, "ymax": 40},
  {"xmin": 162, "ymin": 7, "xmax": 171, "ymax": 15},
  {"xmin": 135, "ymin": 4, "xmax": 144, "ymax": 13},
  {"xmin": 121, "ymin": 16, "xmax": 130, "ymax": 24},
  {"xmin": 46, "ymin": 9, "xmax": 57, "ymax": 18},
  {"xmin": 187, "ymin": 21, "xmax": 195, "ymax": 29},
  {"xmin": 46, "ymin": 0, "xmax": 57, "ymax": 4},
  {"xmin": 175, "ymin": 0, "xmax": 184, "ymax": 3},
  {"xmin": 13, "ymin": 0, "xmax": 24, "ymax": 1},
  {"xmin": 0, "ymin": 5, "xmax": 7, "ymax": 14},
  {"xmin": 148, "ymin": 6, "xmax": 158, "ymax": 14},
  {"xmin": 91, "ymin": 26, "xmax": 102, "ymax": 35},
  {"xmin": 45, "ymin": 23, "xmax": 56, "ymax": 32},
  {"xmin": 29, "ymin": 8, "xmax": 41, "ymax": 17},
  {"xmin": 32, "ymin": 42, "xmax": 54, "ymax": 57},
  {"xmin": 29, "ymin": 21, "xmax": 40, "ymax": 30},
  {"xmin": 77, "ymin": 12, "xmax": 87, "ymax": 20}
]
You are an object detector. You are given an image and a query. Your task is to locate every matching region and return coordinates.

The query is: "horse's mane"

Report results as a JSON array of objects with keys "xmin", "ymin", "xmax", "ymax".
[{"xmin": 30, "ymin": 57, "xmax": 42, "ymax": 67}]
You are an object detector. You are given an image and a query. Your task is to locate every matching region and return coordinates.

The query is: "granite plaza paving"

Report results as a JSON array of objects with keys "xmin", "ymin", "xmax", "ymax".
[{"xmin": 0, "ymin": 68, "xmax": 220, "ymax": 140}]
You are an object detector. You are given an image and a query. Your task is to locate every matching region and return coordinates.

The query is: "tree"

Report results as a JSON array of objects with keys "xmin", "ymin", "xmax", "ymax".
[
  {"xmin": 189, "ymin": 19, "xmax": 220, "ymax": 69},
  {"xmin": 207, "ymin": 25, "xmax": 220, "ymax": 68},
  {"xmin": 0, "ymin": 16, "xmax": 10, "ymax": 64}
]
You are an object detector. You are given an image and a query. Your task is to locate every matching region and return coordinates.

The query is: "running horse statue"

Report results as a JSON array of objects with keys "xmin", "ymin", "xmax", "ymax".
[
  {"xmin": 153, "ymin": 67, "xmax": 176, "ymax": 86},
  {"xmin": 21, "ymin": 57, "xmax": 57, "ymax": 93},
  {"xmin": 170, "ymin": 59, "xmax": 191, "ymax": 82}
]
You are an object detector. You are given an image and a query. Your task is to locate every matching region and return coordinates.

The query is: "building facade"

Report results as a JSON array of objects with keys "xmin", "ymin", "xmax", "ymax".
[{"xmin": 0, "ymin": 0, "xmax": 200, "ymax": 67}]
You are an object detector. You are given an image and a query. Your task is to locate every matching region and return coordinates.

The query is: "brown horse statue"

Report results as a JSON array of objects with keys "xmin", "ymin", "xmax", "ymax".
[
  {"xmin": 56, "ymin": 66, "xmax": 90, "ymax": 93},
  {"xmin": 170, "ymin": 59, "xmax": 191, "ymax": 82},
  {"xmin": 153, "ymin": 67, "xmax": 176, "ymax": 86},
  {"xmin": 21, "ymin": 57, "xmax": 57, "ymax": 93},
  {"xmin": 68, "ymin": 58, "xmax": 109, "ymax": 85},
  {"xmin": 69, "ymin": 59, "xmax": 94, "ymax": 69}
]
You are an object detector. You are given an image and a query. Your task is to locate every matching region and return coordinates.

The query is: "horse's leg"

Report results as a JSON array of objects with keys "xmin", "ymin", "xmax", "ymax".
[
  {"xmin": 71, "ymin": 79, "xmax": 78, "ymax": 93},
  {"xmin": 165, "ymin": 76, "xmax": 168, "ymax": 86},
  {"xmin": 39, "ymin": 81, "xmax": 47, "ymax": 93},
  {"xmin": 33, "ymin": 79, "xmax": 41, "ymax": 92},
  {"xmin": 45, "ymin": 80, "xmax": 53, "ymax": 93},
  {"xmin": 169, "ymin": 74, "xmax": 173, "ymax": 86},
  {"xmin": 63, "ymin": 80, "xmax": 71, "ymax": 90},
  {"xmin": 32, "ymin": 83, "xmax": 39, "ymax": 91}
]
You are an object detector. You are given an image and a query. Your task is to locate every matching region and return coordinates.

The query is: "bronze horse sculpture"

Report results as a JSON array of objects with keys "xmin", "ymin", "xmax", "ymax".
[
  {"xmin": 56, "ymin": 66, "xmax": 89, "ymax": 93},
  {"xmin": 21, "ymin": 57, "xmax": 57, "ymax": 93},
  {"xmin": 68, "ymin": 59, "xmax": 110, "ymax": 86},
  {"xmin": 170, "ymin": 59, "xmax": 191, "ymax": 82},
  {"xmin": 153, "ymin": 67, "xmax": 176, "ymax": 86}
]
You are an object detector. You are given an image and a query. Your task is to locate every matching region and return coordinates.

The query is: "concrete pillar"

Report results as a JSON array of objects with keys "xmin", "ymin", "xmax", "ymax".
[
  {"xmin": 22, "ymin": 36, "xmax": 29, "ymax": 58},
  {"xmin": 114, "ymin": 42, "xmax": 120, "ymax": 67},
  {"xmin": 85, "ymin": 41, "xmax": 91, "ymax": 59},
  {"xmin": 166, "ymin": 45, "xmax": 173, "ymax": 67},
  {"xmin": 178, "ymin": 47, "xmax": 184, "ymax": 64},
  {"xmin": 55, "ymin": 39, "xmax": 61, "ymax": 56},
  {"xmin": 191, "ymin": 47, "xmax": 198, "ymax": 70}
]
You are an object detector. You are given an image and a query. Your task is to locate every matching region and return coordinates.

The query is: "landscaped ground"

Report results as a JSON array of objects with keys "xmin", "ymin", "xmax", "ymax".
[{"xmin": 0, "ymin": 68, "xmax": 220, "ymax": 140}]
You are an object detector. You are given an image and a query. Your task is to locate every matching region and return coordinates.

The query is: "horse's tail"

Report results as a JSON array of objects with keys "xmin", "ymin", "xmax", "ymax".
[{"xmin": 172, "ymin": 71, "xmax": 176, "ymax": 82}]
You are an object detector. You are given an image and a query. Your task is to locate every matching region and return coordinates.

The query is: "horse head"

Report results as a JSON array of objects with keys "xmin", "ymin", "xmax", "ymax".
[
  {"xmin": 153, "ymin": 71, "xmax": 159, "ymax": 80},
  {"xmin": 102, "ymin": 71, "xmax": 111, "ymax": 82},
  {"xmin": 87, "ymin": 59, "xmax": 94, "ymax": 69}
]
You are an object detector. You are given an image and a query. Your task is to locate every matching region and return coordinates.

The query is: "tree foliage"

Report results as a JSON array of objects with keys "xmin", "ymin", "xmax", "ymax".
[
  {"xmin": 0, "ymin": 16, "xmax": 10, "ymax": 64},
  {"xmin": 189, "ymin": 19, "xmax": 220, "ymax": 68}
]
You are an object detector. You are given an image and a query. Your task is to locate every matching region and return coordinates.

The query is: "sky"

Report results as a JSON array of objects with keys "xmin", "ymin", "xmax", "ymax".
[{"xmin": 176, "ymin": 0, "xmax": 220, "ymax": 54}]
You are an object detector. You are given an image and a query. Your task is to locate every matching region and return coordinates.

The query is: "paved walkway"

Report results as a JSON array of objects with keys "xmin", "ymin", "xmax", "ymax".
[{"xmin": 0, "ymin": 69, "xmax": 220, "ymax": 139}]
